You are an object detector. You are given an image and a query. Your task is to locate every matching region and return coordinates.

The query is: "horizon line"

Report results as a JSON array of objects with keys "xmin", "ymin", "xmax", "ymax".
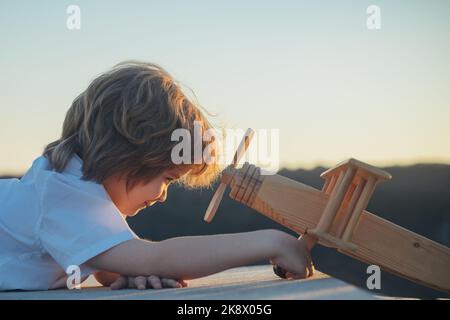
[{"xmin": 2, "ymin": 159, "xmax": 450, "ymax": 178}]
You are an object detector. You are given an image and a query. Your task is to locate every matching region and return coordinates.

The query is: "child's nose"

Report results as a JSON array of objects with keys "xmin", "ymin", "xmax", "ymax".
[{"xmin": 157, "ymin": 188, "xmax": 167, "ymax": 202}]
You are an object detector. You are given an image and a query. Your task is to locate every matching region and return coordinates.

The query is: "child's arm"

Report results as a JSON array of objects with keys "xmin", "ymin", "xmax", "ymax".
[
  {"xmin": 94, "ymin": 271, "xmax": 120, "ymax": 286},
  {"xmin": 86, "ymin": 229, "xmax": 311, "ymax": 280}
]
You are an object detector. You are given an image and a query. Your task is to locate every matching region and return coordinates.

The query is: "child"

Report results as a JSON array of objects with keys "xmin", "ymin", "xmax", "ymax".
[{"xmin": 0, "ymin": 61, "xmax": 314, "ymax": 291}]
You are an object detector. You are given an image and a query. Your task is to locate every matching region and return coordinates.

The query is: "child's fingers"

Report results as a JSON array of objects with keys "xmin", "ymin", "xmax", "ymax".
[
  {"xmin": 127, "ymin": 276, "xmax": 136, "ymax": 288},
  {"xmin": 161, "ymin": 278, "xmax": 183, "ymax": 288},
  {"xmin": 147, "ymin": 275, "xmax": 162, "ymax": 289},
  {"xmin": 179, "ymin": 279, "xmax": 188, "ymax": 287},
  {"xmin": 299, "ymin": 233, "xmax": 318, "ymax": 251},
  {"xmin": 273, "ymin": 264, "xmax": 288, "ymax": 279},
  {"xmin": 134, "ymin": 276, "xmax": 147, "ymax": 290},
  {"xmin": 305, "ymin": 252, "xmax": 315, "ymax": 278},
  {"xmin": 291, "ymin": 270, "xmax": 308, "ymax": 279},
  {"xmin": 307, "ymin": 263, "xmax": 315, "ymax": 278},
  {"xmin": 290, "ymin": 262, "xmax": 314, "ymax": 279},
  {"xmin": 110, "ymin": 276, "xmax": 127, "ymax": 290}
]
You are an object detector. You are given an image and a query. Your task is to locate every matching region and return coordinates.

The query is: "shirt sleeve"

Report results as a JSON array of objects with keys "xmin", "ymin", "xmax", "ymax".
[{"xmin": 38, "ymin": 172, "xmax": 138, "ymax": 272}]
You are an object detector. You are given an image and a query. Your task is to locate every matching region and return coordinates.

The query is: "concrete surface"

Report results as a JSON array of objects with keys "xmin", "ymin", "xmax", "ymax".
[{"xmin": 0, "ymin": 265, "xmax": 383, "ymax": 300}]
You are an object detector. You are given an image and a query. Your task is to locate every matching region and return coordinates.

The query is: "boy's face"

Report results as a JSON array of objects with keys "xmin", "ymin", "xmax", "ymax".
[{"xmin": 103, "ymin": 167, "xmax": 190, "ymax": 216}]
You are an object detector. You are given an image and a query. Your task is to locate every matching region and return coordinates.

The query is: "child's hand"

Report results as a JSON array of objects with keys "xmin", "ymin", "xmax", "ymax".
[
  {"xmin": 271, "ymin": 233, "xmax": 316, "ymax": 279},
  {"xmin": 110, "ymin": 275, "xmax": 187, "ymax": 290}
]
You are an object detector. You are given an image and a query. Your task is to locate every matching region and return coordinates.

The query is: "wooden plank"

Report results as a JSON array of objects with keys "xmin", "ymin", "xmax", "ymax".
[
  {"xmin": 316, "ymin": 167, "xmax": 356, "ymax": 232},
  {"xmin": 242, "ymin": 174, "xmax": 450, "ymax": 293},
  {"xmin": 342, "ymin": 176, "xmax": 376, "ymax": 242},
  {"xmin": 321, "ymin": 158, "xmax": 392, "ymax": 181},
  {"xmin": 0, "ymin": 266, "xmax": 381, "ymax": 300}
]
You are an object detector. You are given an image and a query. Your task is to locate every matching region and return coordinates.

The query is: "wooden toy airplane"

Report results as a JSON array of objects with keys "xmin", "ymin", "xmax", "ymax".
[{"xmin": 204, "ymin": 128, "xmax": 450, "ymax": 293}]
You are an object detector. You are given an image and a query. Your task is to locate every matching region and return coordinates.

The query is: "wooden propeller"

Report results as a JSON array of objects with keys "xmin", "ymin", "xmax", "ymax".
[{"xmin": 203, "ymin": 128, "xmax": 255, "ymax": 223}]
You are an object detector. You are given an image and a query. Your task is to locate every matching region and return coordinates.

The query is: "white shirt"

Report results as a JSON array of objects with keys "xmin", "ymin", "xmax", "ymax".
[{"xmin": 0, "ymin": 154, "xmax": 138, "ymax": 291}]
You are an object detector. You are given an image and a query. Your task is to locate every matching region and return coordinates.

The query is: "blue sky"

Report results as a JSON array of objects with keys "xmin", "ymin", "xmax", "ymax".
[{"xmin": 1, "ymin": 0, "xmax": 449, "ymax": 174}]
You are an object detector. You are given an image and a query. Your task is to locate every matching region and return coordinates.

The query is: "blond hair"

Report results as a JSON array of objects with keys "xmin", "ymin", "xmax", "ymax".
[{"xmin": 43, "ymin": 61, "xmax": 220, "ymax": 192}]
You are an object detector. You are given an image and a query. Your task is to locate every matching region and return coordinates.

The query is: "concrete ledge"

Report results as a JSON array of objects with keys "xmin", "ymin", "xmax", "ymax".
[{"xmin": 0, "ymin": 265, "xmax": 382, "ymax": 300}]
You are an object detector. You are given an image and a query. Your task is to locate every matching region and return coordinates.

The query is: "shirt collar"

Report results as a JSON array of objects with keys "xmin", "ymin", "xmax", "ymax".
[{"xmin": 64, "ymin": 153, "xmax": 84, "ymax": 177}]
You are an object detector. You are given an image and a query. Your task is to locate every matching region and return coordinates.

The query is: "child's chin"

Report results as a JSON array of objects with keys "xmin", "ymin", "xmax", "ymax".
[
  {"xmin": 123, "ymin": 208, "xmax": 141, "ymax": 217},
  {"xmin": 134, "ymin": 204, "xmax": 152, "ymax": 215},
  {"xmin": 132, "ymin": 208, "xmax": 144, "ymax": 216}
]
